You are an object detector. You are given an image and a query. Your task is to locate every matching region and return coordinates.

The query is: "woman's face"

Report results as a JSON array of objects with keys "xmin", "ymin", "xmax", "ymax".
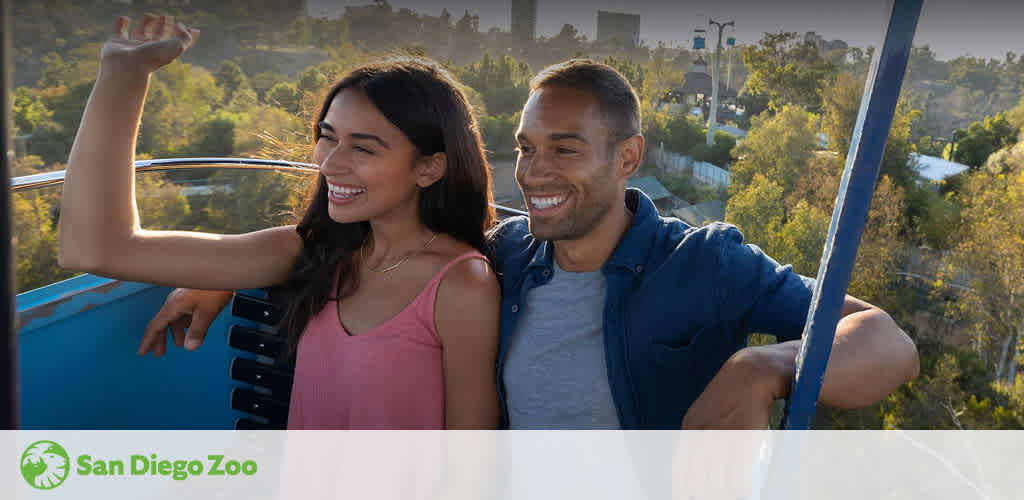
[{"xmin": 314, "ymin": 88, "xmax": 424, "ymax": 224}]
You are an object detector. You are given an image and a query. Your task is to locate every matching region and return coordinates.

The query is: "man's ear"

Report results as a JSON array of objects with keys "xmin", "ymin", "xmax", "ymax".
[
  {"xmin": 617, "ymin": 135, "xmax": 645, "ymax": 179},
  {"xmin": 416, "ymin": 152, "xmax": 447, "ymax": 188}
]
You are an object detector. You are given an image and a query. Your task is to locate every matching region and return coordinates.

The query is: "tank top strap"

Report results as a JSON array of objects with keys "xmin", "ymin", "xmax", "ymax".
[{"xmin": 410, "ymin": 251, "xmax": 490, "ymax": 341}]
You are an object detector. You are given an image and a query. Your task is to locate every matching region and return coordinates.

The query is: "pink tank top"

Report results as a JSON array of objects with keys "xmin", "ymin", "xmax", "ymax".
[{"xmin": 287, "ymin": 251, "xmax": 488, "ymax": 429}]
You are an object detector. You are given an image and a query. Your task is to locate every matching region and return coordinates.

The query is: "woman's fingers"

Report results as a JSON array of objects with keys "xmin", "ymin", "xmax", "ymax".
[
  {"xmin": 131, "ymin": 13, "xmax": 157, "ymax": 41},
  {"xmin": 170, "ymin": 315, "xmax": 189, "ymax": 348},
  {"xmin": 174, "ymin": 21, "xmax": 198, "ymax": 49},
  {"xmin": 151, "ymin": 15, "xmax": 168, "ymax": 41},
  {"xmin": 139, "ymin": 297, "xmax": 183, "ymax": 356},
  {"xmin": 112, "ymin": 16, "xmax": 130, "ymax": 39},
  {"xmin": 144, "ymin": 16, "xmax": 160, "ymax": 42},
  {"xmin": 153, "ymin": 334, "xmax": 167, "ymax": 357}
]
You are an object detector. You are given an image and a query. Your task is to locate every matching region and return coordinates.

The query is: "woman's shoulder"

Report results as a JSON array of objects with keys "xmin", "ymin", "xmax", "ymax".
[
  {"xmin": 430, "ymin": 238, "xmax": 500, "ymax": 343},
  {"xmin": 428, "ymin": 236, "xmax": 498, "ymax": 307}
]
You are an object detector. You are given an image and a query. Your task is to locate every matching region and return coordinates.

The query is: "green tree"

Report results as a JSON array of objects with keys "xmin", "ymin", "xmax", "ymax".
[
  {"xmin": 136, "ymin": 173, "xmax": 192, "ymax": 231},
  {"xmin": 297, "ymin": 66, "xmax": 328, "ymax": 99},
  {"xmin": 267, "ymin": 82, "xmax": 302, "ymax": 114},
  {"xmin": 234, "ymin": 105, "xmax": 307, "ymax": 157},
  {"xmin": 949, "ymin": 56, "xmax": 1002, "ymax": 94},
  {"xmin": 915, "ymin": 135, "xmax": 948, "ymax": 157},
  {"xmin": 662, "ymin": 114, "xmax": 704, "ymax": 155},
  {"xmin": 943, "ymin": 142, "xmax": 1024, "ymax": 387},
  {"xmin": 950, "ymin": 113, "xmax": 1018, "ymax": 169},
  {"xmin": 639, "ymin": 50, "xmax": 685, "ymax": 115},
  {"xmin": 12, "ymin": 87, "xmax": 52, "ymax": 135},
  {"xmin": 215, "ymin": 60, "xmax": 249, "ymax": 103},
  {"xmin": 251, "ymin": 71, "xmax": 287, "ymax": 99},
  {"xmin": 822, "ymin": 71, "xmax": 921, "ymax": 188},
  {"xmin": 729, "ymin": 104, "xmax": 818, "ymax": 198},
  {"xmin": 1005, "ymin": 94, "xmax": 1024, "ymax": 133},
  {"xmin": 727, "ymin": 101, "xmax": 910, "ymax": 318},
  {"xmin": 13, "ymin": 189, "xmax": 74, "ymax": 293},
  {"xmin": 691, "ymin": 131, "xmax": 737, "ymax": 167},
  {"xmin": 906, "ymin": 45, "xmax": 951, "ymax": 82},
  {"xmin": 193, "ymin": 170, "xmax": 310, "ymax": 234},
  {"xmin": 479, "ymin": 113, "xmax": 520, "ymax": 159},
  {"xmin": 12, "ymin": 155, "xmax": 47, "ymax": 177},
  {"xmin": 742, "ymin": 32, "xmax": 838, "ymax": 112},
  {"xmin": 602, "ymin": 55, "xmax": 646, "ymax": 90},
  {"xmin": 191, "ymin": 113, "xmax": 237, "ymax": 157},
  {"xmin": 775, "ymin": 199, "xmax": 830, "ymax": 276},
  {"xmin": 458, "ymin": 54, "xmax": 533, "ymax": 116},
  {"xmin": 142, "ymin": 62, "xmax": 223, "ymax": 156},
  {"xmin": 724, "ymin": 172, "xmax": 784, "ymax": 254}
]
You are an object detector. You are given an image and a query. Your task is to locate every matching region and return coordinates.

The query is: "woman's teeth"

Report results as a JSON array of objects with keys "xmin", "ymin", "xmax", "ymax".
[{"xmin": 329, "ymin": 184, "xmax": 365, "ymax": 198}]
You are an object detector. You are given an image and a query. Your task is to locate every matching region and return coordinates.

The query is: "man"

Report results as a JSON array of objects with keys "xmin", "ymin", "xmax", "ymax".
[{"xmin": 145, "ymin": 59, "xmax": 918, "ymax": 429}]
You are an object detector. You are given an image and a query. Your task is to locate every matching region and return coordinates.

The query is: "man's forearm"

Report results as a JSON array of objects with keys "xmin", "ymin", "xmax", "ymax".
[{"xmin": 754, "ymin": 308, "xmax": 919, "ymax": 409}]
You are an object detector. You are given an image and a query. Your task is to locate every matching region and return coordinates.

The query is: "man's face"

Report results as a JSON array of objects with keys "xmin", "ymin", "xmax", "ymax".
[{"xmin": 514, "ymin": 87, "xmax": 624, "ymax": 241}]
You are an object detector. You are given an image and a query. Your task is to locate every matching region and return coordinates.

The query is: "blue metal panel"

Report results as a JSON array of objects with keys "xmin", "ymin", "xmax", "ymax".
[
  {"xmin": 17, "ymin": 275, "xmax": 248, "ymax": 429},
  {"xmin": 782, "ymin": 0, "xmax": 923, "ymax": 429}
]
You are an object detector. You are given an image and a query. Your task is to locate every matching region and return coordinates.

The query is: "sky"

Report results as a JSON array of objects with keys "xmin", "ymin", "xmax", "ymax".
[{"xmin": 307, "ymin": 0, "xmax": 1024, "ymax": 61}]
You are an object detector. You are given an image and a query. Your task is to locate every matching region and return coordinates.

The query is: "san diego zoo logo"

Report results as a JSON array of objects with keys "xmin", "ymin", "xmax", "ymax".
[
  {"xmin": 20, "ymin": 439, "xmax": 258, "ymax": 490},
  {"xmin": 21, "ymin": 440, "xmax": 70, "ymax": 490}
]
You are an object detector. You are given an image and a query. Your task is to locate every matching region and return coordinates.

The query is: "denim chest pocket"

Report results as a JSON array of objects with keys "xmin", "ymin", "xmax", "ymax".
[{"xmin": 650, "ymin": 324, "xmax": 713, "ymax": 352}]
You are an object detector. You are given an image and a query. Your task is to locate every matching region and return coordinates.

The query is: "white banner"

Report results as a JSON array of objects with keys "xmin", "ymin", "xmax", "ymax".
[{"xmin": 5, "ymin": 431, "xmax": 1024, "ymax": 499}]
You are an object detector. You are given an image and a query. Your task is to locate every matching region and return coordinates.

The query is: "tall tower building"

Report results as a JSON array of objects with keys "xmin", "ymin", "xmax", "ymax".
[
  {"xmin": 511, "ymin": 0, "xmax": 538, "ymax": 40},
  {"xmin": 597, "ymin": 10, "xmax": 640, "ymax": 49}
]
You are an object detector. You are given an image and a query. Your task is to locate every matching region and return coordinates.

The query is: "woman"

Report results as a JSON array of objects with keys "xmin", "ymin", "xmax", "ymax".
[{"xmin": 58, "ymin": 14, "xmax": 500, "ymax": 429}]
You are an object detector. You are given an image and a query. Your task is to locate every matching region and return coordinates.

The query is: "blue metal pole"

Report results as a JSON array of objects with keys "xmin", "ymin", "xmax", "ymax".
[
  {"xmin": 1, "ymin": 0, "xmax": 18, "ymax": 429},
  {"xmin": 782, "ymin": 0, "xmax": 923, "ymax": 430}
]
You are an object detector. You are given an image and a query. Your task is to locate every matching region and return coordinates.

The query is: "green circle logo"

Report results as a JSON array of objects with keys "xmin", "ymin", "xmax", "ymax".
[{"xmin": 21, "ymin": 440, "xmax": 70, "ymax": 490}]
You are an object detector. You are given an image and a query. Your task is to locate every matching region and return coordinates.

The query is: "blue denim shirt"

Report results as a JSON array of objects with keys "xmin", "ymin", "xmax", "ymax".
[{"xmin": 489, "ymin": 189, "xmax": 815, "ymax": 429}]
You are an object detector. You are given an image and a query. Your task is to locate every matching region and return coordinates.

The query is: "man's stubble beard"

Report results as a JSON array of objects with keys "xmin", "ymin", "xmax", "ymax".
[{"xmin": 528, "ymin": 162, "xmax": 619, "ymax": 242}]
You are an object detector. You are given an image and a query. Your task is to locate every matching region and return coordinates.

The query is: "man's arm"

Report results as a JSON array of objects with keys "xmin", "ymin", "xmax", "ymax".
[
  {"xmin": 681, "ymin": 295, "xmax": 919, "ymax": 429},
  {"xmin": 751, "ymin": 295, "xmax": 918, "ymax": 409}
]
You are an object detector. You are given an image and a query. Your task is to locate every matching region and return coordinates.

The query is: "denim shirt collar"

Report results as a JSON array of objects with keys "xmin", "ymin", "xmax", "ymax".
[{"xmin": 523, "ymin": 188, "xmax": 659, "ymax": 277}]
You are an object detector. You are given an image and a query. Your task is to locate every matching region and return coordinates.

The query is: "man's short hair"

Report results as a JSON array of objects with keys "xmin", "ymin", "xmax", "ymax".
[{"xmin": 530, "ymin": 59, "xmax": 642, "ymax": 146}]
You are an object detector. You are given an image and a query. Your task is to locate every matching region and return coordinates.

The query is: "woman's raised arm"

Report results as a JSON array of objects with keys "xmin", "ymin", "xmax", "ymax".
[{"xmin": 58, "ymin": 15, "xmax": 300, "ymax": 290}]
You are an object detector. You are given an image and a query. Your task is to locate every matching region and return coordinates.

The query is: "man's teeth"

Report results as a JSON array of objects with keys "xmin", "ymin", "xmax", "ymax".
[
  {"xmin": 329, "ymin": 184, "xmax": 365, "ymax": 196},
  {"xmin": 530, "ymin": 194, "xmax": 568, "ymax": 209}
]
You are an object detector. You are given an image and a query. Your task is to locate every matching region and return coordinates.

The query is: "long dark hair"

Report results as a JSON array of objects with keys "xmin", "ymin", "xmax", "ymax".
[{"xmin": 275, "ymin": 58, "xmax": 495, "ymax": 358}]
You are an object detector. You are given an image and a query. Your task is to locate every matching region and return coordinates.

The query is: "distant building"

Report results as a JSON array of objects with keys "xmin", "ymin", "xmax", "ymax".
[
  {"xmin": 661, "ymin": 56, "xmax": 738, "ymax": 113},
  {"xmin": 803, "ymin": 31, "xmax": 848, "ymax": 55},
  {"xmin": 597, "ymin": 10, "xmax": 640, "ymax": 49},
  {"xmin": 673, "ymin": 199, "xmax": 726, "ymax": 226},
  {"xmin": 510, "ymin": 0, "xmax": 538, "ymax": 40},
  {"xmin": 627, "ymin": 175, "xmax": 674, "ymax": 211},
  {"xmin": 912, "ymin": 153, "xmax": 969, "ymax": 188}
]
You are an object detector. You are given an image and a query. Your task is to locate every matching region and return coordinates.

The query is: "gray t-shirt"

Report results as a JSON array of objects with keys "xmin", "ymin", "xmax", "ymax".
[{"xmin": 502, "ymin": 258, "xmax": 621, "ymax": 429}]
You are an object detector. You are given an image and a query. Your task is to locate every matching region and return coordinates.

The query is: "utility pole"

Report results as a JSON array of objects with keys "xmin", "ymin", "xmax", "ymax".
[
  {"xmin": 705, "ymin": 18, "xmax": 733, "ymax": 147},
  {"xmin": 726, "ymin": 47, "xmax": 734, "ymax": 91}
]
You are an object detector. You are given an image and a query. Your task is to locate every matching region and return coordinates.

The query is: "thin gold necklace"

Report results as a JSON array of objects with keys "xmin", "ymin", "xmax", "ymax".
[{"xmin": 361, "ymin": 232, "xmax": 438, "ymax": 273}]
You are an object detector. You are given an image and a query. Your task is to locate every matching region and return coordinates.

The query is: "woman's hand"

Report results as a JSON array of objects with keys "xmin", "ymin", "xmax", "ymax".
[
  {"xmin": 139, "ymin": 288, "xmax": 235, "ymax": 357},
  {"xmin": 101, "ymin": 14, "xmax": 199, "ymax": 77}
]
